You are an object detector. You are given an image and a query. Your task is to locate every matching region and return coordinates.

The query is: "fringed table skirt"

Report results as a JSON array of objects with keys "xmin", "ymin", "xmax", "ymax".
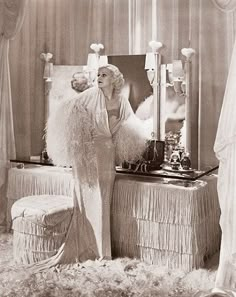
[
  {"xmin": 111, "ymin": 174, "xmax": 221, "ymax": 272},
  {"xmin": 7, "ymin": 165, "xmax": 220, "ymax": 270},
  {"xmin": 11, "ymin": 194, "xmax": 73, "ymax": 264}
]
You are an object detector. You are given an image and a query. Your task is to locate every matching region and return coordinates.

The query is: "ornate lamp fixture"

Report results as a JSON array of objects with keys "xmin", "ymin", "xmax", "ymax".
[
  {"xmin": 86, "ymin": 43, "xmax": 108, "ymax": 85},
  {"xmin": 144, "ymin": 40, "xmax": 165, "ymax": 170},
  {"xmin": 145, "ymin": 40, "xmax": 164, "ymax": 141},
  {"xmin": 40, "ymin": 52, "xmax": 53, "ymax": 119}
]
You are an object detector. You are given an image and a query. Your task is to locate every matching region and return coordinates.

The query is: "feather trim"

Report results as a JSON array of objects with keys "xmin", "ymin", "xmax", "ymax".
[
  {"xmin": 46, "ymin": 97, "xmax": 97, "ymax": 186},
  {"xmin": 114, "ymin": 115, "xmax": 153, "ymax": 164}
]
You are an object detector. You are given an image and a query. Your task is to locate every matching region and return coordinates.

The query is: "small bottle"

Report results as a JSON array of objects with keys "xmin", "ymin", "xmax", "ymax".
[
  {"xmin": 170, "ymin": 150, "xmax": 181, "ymax": 170},
  {"xmin": 181, "ymin": 152, "xmax": 191, "ymax": 170},
  {"xmin": 41, "ymin": 148, "xmax": 49, "ymax": 161},
  {"xmin": 170, "ymin": 150, "xmax": 181, "ymax": 163}
]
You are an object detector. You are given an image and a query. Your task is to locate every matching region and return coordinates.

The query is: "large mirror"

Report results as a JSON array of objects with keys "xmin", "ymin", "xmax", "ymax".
[
  {"xmin": 46, "ymin": 55, "xmax": 186, "ymax": 138},
  {"xmin": 108, "ymin": 55, "xmax": 185, "ymax": 134}
]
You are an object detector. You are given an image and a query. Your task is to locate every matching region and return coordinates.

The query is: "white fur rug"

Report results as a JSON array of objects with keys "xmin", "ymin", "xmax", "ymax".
[{"xmin": 0, "ymin": 232, "xmax": 219, "ymax": 297}]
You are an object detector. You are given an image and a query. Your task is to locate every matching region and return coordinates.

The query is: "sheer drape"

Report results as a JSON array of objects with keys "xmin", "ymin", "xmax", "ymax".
[
  {"xmin": 212, "ymin": 0, "xmax": 236, "ymax": 291},
  {"xmin": 0, "ymin": 0, "xmax": 28, "ymax": 228},
  {"xmin": 9, "ymin": 0, "xmax": 130, "ymax": 158},
  {"xmin": 211, "ymin": 0, "xmax": 236, "ymax": 11},
  {"xmin": 129, "ymin": 0, "xmax": 189, "ymax": 61},
  {"xmin": 190, "ymin": 0, "xmax": 236, "ymax": 169}
]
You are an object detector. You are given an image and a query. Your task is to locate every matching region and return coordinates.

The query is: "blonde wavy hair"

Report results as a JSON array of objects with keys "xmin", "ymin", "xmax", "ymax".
[{"xmin": 98, "ymin": 64, "xmax": 124, "ymax": 95}]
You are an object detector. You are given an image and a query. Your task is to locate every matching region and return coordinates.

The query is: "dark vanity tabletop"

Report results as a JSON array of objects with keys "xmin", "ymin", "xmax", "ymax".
[
  {"xmin": 10, "ymin": 158, "xmax": 54, "ymax": 166},
  {"xmin": 115, "ymin": 165, "xmax": 219, "ymax": 181},
  {"xmin": 10, "ymin": 158, "xmax": 218, "ymax": 181}
]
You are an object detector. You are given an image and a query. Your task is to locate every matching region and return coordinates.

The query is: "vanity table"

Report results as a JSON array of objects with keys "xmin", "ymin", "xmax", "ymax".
[
  {"xmin": 111, "ymin": 171, "xmax": 220, "ymax": 271},
  {"xmin": 7, "ymin": 159, "xmax": 220, "ymax": 271}
]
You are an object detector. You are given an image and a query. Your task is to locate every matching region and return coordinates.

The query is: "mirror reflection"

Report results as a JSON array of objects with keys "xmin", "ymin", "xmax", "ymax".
[
  {"xmin": 48, "ymin": 55, "xmax": 186, "ymax": 140},
  {"xmin": 108, "ymin": 55, "xmax": 186, "ymax": 136}
]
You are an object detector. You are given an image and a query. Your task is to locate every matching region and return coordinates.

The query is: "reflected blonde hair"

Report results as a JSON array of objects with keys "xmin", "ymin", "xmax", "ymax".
[{"xmin": 98, "ymin": 64, "xmax": 124, "ymax": 94}]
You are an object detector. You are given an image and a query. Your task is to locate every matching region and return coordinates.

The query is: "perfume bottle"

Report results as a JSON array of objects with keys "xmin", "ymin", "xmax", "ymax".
[
  {"xmin": 41, "ymin": 148, "xmax": 49, "ymax": 161},
  {"xmin": 181, "ymin": 152, "xmax": 191, "ymax": 170},
  {"xmin": 170, "ymin": 150, "xmax": 181, "ymax": 170},
  {"xmin": 170, "ymin": 150, "xmax": 181, "ymax": 163}
]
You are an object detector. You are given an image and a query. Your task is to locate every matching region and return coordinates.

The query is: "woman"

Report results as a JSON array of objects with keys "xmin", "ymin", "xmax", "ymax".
[{"xmin": 44, "ymin": 64, "xmax": 148, "ymax": 267}]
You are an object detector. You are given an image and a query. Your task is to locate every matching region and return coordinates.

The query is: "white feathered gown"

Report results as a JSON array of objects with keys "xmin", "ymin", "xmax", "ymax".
[{"xmin": 44, "ymin": 86, "xmax": 134, "ymax": 265}]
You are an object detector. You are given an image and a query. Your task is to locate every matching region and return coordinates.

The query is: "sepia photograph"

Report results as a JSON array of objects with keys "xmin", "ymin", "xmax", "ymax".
[{"xmin": 0, "ymin": 0, "xmax": 235, "ymax": 296}]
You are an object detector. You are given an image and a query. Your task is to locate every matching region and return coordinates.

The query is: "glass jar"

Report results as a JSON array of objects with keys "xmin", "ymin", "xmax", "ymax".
[{"xmin": 180, "ymin": 152, "xmax": 191, "ymax": 170}]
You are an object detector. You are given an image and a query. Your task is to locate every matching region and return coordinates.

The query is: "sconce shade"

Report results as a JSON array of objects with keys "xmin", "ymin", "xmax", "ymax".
[
  {"xmin": 43, "ymin": 62, "xmax": 53, "ymax": 79},
  {"xmin": 173, "ymin": 80, "xmax": 183, "ymax": 94},
  {"xmin": 166, "ymin": 64, "xmax": 173, "ymax": 85},
  {"xmin": 172, "ymin": 60, "xmax": 184, "ymax": 79},
  {"xmin": 99, "ymin": 55, "xmax": 108, "ymax": 66},
  {"xmin": 145, "ymin": 52, "xmax": 156, "ymax": 70},
  {"xmin": 146, "ymin": 69, "xmax": 155, "ymax": 84},
  {"xmin": 181, "ymin": 48, "xmax": 196, "ymax": 61},
  {"xmin": 181, "ymin": 81, "xmax": 186, "ymax": 94},
  {"xmin": 87, "ymin": 53, "xmax": 99, "ymax": 70}
]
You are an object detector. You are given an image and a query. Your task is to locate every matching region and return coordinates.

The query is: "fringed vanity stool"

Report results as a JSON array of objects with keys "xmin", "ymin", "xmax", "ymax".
[{"xmin": 11, "ymin": 194, "xmax": 73, "ymax": 264}]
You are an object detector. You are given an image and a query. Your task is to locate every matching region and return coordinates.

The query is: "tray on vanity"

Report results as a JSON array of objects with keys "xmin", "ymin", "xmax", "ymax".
[{"xmin": 115, "ymin": 165, "xmax": 218, "ymax": 181}]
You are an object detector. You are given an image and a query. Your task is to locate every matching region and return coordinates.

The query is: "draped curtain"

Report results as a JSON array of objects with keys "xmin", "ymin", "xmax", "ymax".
[
  {"xmin": 212, "ymin": 0, "xmax": 236, "ymax": 11},
  {"xmin": 210, "ymin": 0, "xmax": 236, "ymax": 289},
  {"xmin": 129, "ymin": 0, "xmax": 189, "ymax": 60},
  {"xmin": 0, "ymin": 0, "xmax": 28, "ymax": 227},
  {"xmin": 190, "ymin": 0, "xmax": 236, "ymax": 168},
  {"xmin": 9, "ymin": 0, "xmax": 131, "ymax": 158}
]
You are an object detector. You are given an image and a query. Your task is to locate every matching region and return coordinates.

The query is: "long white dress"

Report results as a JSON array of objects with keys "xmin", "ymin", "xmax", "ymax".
[
  {"xmin": 43, "ymin": 86, "xmax": 134, "ymax": 266},
  {"xmin": 214, "ymin": 39, "xmax": 236, "ymax": 292}
]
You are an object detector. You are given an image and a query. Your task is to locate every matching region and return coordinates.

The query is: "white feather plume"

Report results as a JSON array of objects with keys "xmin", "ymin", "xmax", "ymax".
[
  {"xmin": 181, "ymin": 48, "xmax": 196, "ymax": 60},
  {"xmin": 114, "ymin": 115, "xmax": 153, "ymax": 164},
  {"xmin": 40, "ymin": 52, "xmax": 53, "ymax": 62},
  {"xmin": 148, "ymin": 40, "xmax": 163, "ymax": 53},
  {"xmin": 46, "ymin": 97, "xmax": 97, "ymax": 186},
  {"xmin": 90, "ymin": 43, "xmax": 104, "ymax": 53}
]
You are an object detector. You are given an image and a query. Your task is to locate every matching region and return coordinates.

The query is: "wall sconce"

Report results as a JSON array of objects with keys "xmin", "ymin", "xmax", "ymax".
[
  {"xmin": 145, "ymin": 45, "xmax": 196, "ymax": 163},
  {"xmin": 172, "ymin": 60, "xmax": 185, "ymax": 96},
  {"xmin": 40, "ymin": 52, "xmax": 54, "ymax": 159},
  {"xmin": 145, "ymin": 40, "xmax": 164, "ymax": 142},
  {"xmin": 86, "ymin": 43, "xmax": 108, "ymax": 85},
  {"xmin": 40, "ymin": 53, "xmax": 53, "ymax": 82},
  {"xmin": 87, "ymin": 53, "xmax": 99, "ymax": 70},
  {"xmin": 144, "ymin": 52, "xmax": 155, "ymax": 84},
  {"xmin": 142, "ymin": 40, "xmax": 165, "ymax": 170},
  {"xmin": 180, "ymin": 47, "xmax": 196, "ymax": 156},
  {"xmin": 99, "ymin": 55, "xmax": 108, "ymax": 66},
  {"xmin": 43, "ymin": 62, "xmax": 53, "ymax": 81},
  {"xmin": 86, "ymin": 52, "xmax": 98, "ymax": 84},
  {"xmin": 40, "ymin": 52, "xmax": 53, "ymax": 122}
]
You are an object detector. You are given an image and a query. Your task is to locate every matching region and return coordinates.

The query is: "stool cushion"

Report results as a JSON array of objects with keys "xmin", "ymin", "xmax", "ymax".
[{"xmin": 11, "ymin": 194, "xmax": 73, "ymax": 264}]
